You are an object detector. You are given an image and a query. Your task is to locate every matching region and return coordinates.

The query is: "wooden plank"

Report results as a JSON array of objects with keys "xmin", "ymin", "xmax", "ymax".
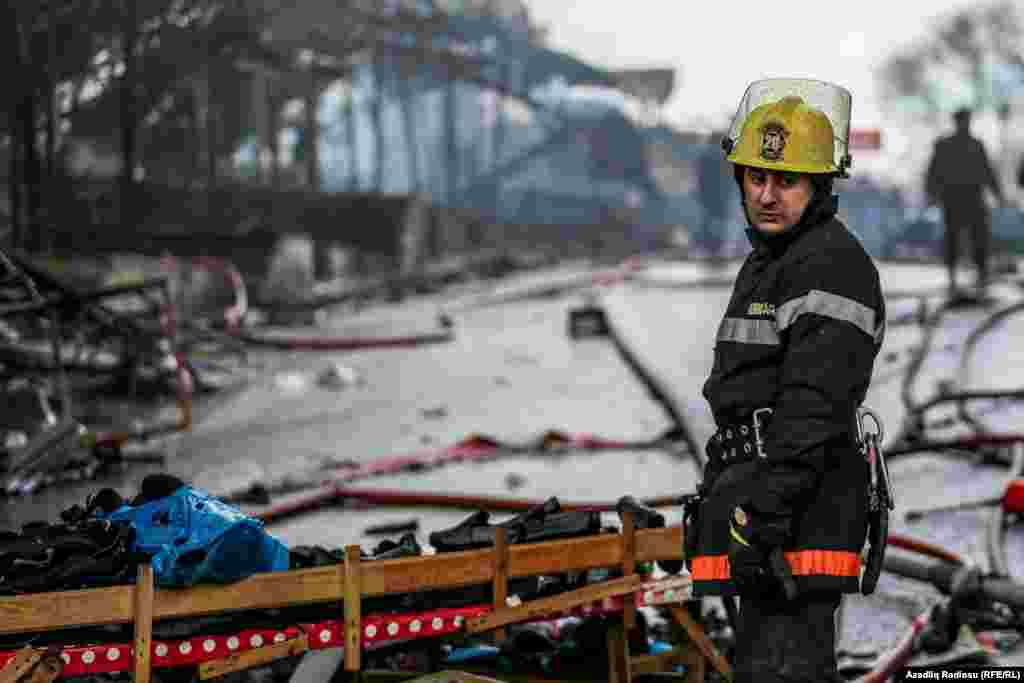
[
  {"xmin": 151, "ymin": 565, "xmax": 344, "ymax": 621},
  {"xmin": 343, "ymin": 545, "xmax": 362, "ymax": 672},
  {"xmin": 669, "ymin": 606, "xmax": 732, "ymax": 680},
  {"xmin": 0, "ymin": 527, "xmax": 682, "ymax": 635},
  {"xmin": 464, "ymin": 575, "xmax": 641, "ymax": 634},
  {"xmin": 492, "ymin": 527, "xmax": 508, "ymax": 644},
  {"xmin": 403, "ymin": 672, "xmax": 508, "ymax": 682},
  {"xmin": 635, "ymin": 525, "xmax": 682, "ymax": 564},
  {"xmin": 621, "ymin": 511, "xmax": 636, "ymax": 630},
  {"xmin": 0, "ymin": 564, "xmax": 341, "ymax": 635},
  {"xmin": 361, "ymin": 526, "xmax": 681, "ymax": 597},
  {"xmin": 629, "ymin": 648, "xmax": 686, "ymax": 676},
  {"xmin": 683, "ymin": 643, "xmax": 706, "ymax": 683},
  {"xmin": 23, "ymin": 653, "xmax": 62, "ymax": 683},
  {"xmin": 0, "ymin": 649, "xmax": 42, "ymax": 683},
  {"xmin": 198, "ymin": 635, "xmax": 308, "ymax": 680},
  {"xmin": 640, "ymin": 576, "xmax": 692, "ymax": 605},
  {"xmin": 436, "ymin": 666, "xmax": 607, "ymax": 683},
  {"xmin": 0, "ymin": 586, "xmax": 134, "ymax": 635},
  {"xmin": 606, "ymin": 622, "xmax": 631, "ymax": 683},
  {"xmin": 133, "ymin": 564, "xmax": 155, "ymax": 683},
  {"xmin": 364, "ymin": 672, "xmax": 577, "ymax": 683}
]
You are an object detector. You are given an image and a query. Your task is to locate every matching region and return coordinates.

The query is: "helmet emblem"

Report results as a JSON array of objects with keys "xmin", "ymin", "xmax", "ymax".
[{"xmin": 759, "ymin": 122, "xmax": 788, "ymax": 161}]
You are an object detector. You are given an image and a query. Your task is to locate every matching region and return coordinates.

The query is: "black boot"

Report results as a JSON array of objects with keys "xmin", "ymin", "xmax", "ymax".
[
  {"xmin": 367, "ymin": 533, "xmax": 422, "ymax": 561},
  {"xmin": 428, "ymin": 509, "xmax": 492, "ymax": 552}
]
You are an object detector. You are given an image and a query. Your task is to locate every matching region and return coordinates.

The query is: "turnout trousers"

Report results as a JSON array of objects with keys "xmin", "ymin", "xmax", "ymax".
[{"xmin": 732, "ymin": 590, "xmax": 843, "ymax": 683}]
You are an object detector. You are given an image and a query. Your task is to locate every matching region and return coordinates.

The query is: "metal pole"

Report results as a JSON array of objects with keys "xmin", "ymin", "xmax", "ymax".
[
  {"xmin": 998, "ymin": 102, "xmax": 1011, "ymax": 199},
  {"xmin": 44, "ymin": 0, "xmax": 58, "ymax": 254},
  {"xmin": 373, "ymin": 59, "xmax": 384, "ymax": 193},
  {"xmin": 346, "ymin": 77, "xmax": 359, "ymax": 192},
  {"xmin": 305, "ymin": 67, "xmax": 321, "ymax": 192},
  {"xmin": 398, "ymin": 59, "xmax": 421, "ymax": 194},
  {"xmin": 445, "ymin": 63, "xmax": 457, "ymax": 204},
  {"xmin": 119, "ymin": 0, "xmax": 137, "ymax": 232},
  {"xmin": 8, "ymin": 0, "xmax": 23, "ymax": 249}
]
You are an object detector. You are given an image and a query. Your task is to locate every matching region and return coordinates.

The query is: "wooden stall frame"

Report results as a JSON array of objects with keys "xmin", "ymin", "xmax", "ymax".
[
  {"xmin": 621, "ymin": 510, "xmax": 636, "ymax": 630},
  {"xmin": 0, "ymin": 525, "xmax": 730, "ymax": 682},
  {"xmin": 132, "ymin": 564, "xmax": 155, "ymax": 683},
  {"xmin": 491, "ymin": 527, "xmax": 509, "ymax": 644}
]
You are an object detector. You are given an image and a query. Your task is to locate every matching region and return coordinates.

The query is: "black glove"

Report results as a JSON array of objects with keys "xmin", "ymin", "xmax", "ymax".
[
  {"xmin": 701, "ymin": 434, "xmax": 726, "ymax": 494},
  {"xmin": 728, "ymin": 504, "xmax": 794, "ymax": 599}
]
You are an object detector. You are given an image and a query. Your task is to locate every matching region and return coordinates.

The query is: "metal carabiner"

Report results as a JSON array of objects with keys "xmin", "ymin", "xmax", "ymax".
[
  {"xmin": 858, "ymin": 407, "xmax": 894, "ymax": 510},
  {"xmin": 856, "ymin": 407, "xmax": 885, "ymax": 454}
]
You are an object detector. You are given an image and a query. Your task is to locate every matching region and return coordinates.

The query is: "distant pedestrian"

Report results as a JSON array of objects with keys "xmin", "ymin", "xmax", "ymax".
[{"xmin": 924, "ymin": 107, "xmax": 1005, "ymax": 297}]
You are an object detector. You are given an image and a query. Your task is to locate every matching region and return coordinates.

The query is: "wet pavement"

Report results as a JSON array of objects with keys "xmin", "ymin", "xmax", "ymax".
[{"xmin": 3, "ymin": 256, "xmax": 1024, "ymax": 664}]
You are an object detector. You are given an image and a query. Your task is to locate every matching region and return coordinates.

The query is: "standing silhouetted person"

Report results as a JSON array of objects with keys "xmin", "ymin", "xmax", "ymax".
[{"xmin": 924, "ymin": 108, "xmax": 1005, "ymax": 297}]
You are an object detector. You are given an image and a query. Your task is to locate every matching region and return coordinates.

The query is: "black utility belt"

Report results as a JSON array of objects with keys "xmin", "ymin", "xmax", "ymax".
[{"xmin": 708, "ymin": 407, "xmax": 774, "ymax": 466}]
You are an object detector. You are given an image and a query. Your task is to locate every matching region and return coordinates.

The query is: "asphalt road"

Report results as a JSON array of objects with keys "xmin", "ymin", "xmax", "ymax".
[{"xmin": 4, "ymin": 257, "xmax": 1024, "ymax": 664}]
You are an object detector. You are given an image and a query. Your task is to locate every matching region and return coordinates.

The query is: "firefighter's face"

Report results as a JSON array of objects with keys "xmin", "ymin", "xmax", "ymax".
[{"xmin": 741, "ymin": 167, "xmax": 814, "ymax": 234}]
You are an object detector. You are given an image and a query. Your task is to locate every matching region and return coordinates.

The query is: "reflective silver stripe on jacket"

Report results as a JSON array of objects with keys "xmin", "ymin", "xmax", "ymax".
[
  {"xmin": 717, "ymin": 317, "xmax": 780, "ymax": 345},
  {"xmin": 716, "ymin": 290, "xmax": 884, "ymax": 345},
  {"xmin": 776, "ymin": 289, "xmax": 884, "ymax": 343}
]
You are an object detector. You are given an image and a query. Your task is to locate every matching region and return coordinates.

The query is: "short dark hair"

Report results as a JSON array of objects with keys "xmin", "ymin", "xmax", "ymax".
[{"xmin": 953, "ymin": 108, "xmax": 972, "ymax": 124}]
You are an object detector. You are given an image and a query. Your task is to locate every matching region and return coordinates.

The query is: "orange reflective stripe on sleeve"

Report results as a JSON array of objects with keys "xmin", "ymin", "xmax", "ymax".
[{"xmin": 691, "ymin": 550, "xmax": 861, "ymax": 581}]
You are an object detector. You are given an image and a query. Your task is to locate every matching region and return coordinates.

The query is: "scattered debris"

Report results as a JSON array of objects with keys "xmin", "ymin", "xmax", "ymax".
[
  {"xmin": 317, "ymin": 362, "xmax": 365, "ymax": 389},
  {"xmin": 364, "ymin": 519, "xmax": 420, "ymax": 536},
  {"xmin": 504, "ymin": 352, "xmax": 538, "ymax": 366},
  {"xmin": 504, "ymin": 472, "xmax": 527, "ymax": 491},
  {"xmin": 274, "ymin": 372, "xmax": 310, "ymax": 394},
  {"xmin": 567, "ymin": 303, "xmax": 610, "ymax": 339},
  {"xmin": 421, "ymin": 405, "xmax": 448, "ymax": 420}
]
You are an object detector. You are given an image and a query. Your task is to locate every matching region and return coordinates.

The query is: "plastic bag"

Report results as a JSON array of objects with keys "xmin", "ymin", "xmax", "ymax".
[{"xmin": 105, "ymin": 485, "xmax": 290, "ymax": 587}]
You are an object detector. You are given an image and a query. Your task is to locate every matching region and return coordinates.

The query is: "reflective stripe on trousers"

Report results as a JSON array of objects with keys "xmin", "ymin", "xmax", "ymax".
[{"xmin": 691, "ymin": 550, "xmax": 861, "ymax": 581}]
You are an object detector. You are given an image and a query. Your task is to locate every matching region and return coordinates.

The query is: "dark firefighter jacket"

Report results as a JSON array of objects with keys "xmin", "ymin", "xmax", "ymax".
[
  {"xmin": 692, "ymin": 193, "xmax": 886, "ymax": 597},
  {"xmin": 925, "ymin": 133, "xmax": 1001, "ymax": 207}
]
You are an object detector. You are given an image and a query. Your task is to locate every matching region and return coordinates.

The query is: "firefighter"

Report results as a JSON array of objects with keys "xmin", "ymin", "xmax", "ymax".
[
  {"xmin": 925, "ymin": 107, "xmax": 1005, "ymax": 298},
  {"xmin": 689, "ymin": 79, "xmax": 886, "ymax": 682}
]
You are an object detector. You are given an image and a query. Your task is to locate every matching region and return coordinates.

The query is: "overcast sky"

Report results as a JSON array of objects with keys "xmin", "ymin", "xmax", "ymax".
[
  {"xmin": 520, "ymin": 1, "xmax": 1024, "ymax": 187},
  {"xmin": 522, "ymin": 1, "xmax": 978, "ymax": 129}
]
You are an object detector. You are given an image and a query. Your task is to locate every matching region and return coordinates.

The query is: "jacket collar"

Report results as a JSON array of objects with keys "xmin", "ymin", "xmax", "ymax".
[{"xmin": 744, "ymin": 193, "xmax": 839, "ymax": 256}]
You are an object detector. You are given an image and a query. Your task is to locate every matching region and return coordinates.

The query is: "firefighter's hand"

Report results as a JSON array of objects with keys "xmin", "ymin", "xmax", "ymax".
[
  {"xmin": 700, "ymin": 435, "xmax": 727, "ymax": 492},
  {"xmin": 728, "ymin": 505, "xmax": 793, "ymax": 598}
]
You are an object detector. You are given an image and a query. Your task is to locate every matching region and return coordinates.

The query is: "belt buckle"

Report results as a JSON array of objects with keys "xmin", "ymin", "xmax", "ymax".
[{"xmin": 752, "ymin": 407, "xmax": 774, "ymax": 459}]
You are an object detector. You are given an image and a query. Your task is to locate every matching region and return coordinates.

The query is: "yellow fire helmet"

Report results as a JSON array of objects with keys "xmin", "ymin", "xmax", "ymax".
[{"xmin": 722, "ymin": 78, "xmax": 853, "ymax": 178}]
